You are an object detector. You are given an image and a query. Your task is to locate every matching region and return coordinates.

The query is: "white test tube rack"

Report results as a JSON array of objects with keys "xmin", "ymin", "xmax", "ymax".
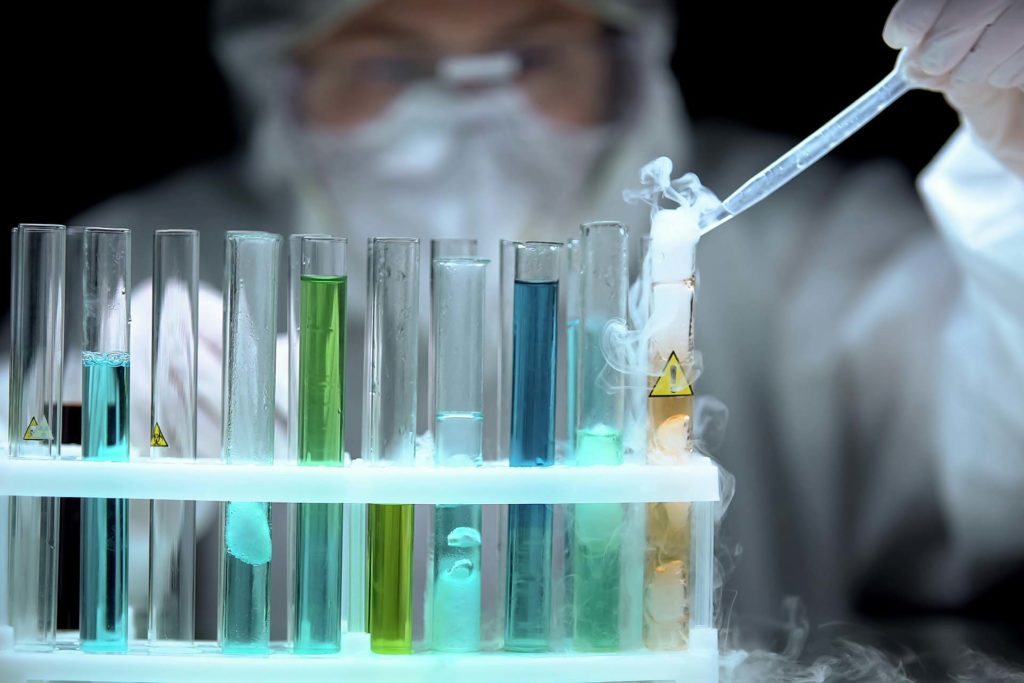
[{"xmin": 0, "ymin": 450, "xmax": 720, "ymax": 683}]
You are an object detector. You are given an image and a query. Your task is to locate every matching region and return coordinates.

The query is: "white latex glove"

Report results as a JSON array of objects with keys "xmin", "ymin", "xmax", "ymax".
[{"xmin": 884, "ymin": 0, "xmax": 1024, "ymax": 175}]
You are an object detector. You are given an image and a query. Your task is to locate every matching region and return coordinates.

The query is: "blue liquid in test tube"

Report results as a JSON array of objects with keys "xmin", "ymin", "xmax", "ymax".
[{"xmin": 505, "ymin": 242, "xmax": 560, "ymax": 652}]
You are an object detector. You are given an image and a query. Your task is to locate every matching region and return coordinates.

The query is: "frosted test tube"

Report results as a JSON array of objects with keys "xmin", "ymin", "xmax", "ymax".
[
  {"xmin": 289, "ymin": 235, "xmax": 347, "ymax": 654},
  {"xmin": 81, "ymin": 227, "xmax": 131, "ymax": 653},
  {"xmin": 146, "ymin": 229, "xmax": 198, "ymax": 646},
  {"xmin": 505, "ymin": 241, "xmax": 560, "ymax": 652},
  {"xmin": 644, "ymin": 231, "xmax": 697, "ymax": 650},
  {"xmin": 430, "ymin": 257, "xmax": 488, "ymax": 652},
  {"xmin": 363, "ymin": 238, "xmax": 419, "ymax": 654},
  {"xmin": 219, "ymin": 231, "xmax": 280, "ymax": 654},
  {"xmin": 7, "ymin": 223, "xmax": 64, "ymax": 650}
]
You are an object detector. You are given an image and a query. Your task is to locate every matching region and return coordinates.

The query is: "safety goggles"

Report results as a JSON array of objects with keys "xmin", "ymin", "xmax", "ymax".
[{"xmin": 295, "ymin": 30, "xmax": 630, "ymax": 127}]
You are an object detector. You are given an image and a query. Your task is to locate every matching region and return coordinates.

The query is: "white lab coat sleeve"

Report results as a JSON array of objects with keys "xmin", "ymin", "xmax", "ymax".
[{"xmin": 918, "ymin": 126, "xmax": 1024, "ymax": 574}]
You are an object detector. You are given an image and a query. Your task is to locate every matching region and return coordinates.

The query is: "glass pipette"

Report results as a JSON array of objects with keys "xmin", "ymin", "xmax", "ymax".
[{"xmin": 699, "ymin": 53, "xmax": 913, "ymax": 235}]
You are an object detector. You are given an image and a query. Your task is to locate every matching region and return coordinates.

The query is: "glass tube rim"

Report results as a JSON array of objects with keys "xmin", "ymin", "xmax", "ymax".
[
  {"xmin": 154, "ymin": 228, "xmax": 199, "ymax": 237},
  {"xmin": 581, "ymin": 220, "xmax": 628, "ymax": 234},
  {"xmin": 82, "ymin": 226, "xmax": 130, "ymax": 235},
  {"xmin": 294, "ymin": 234, "xmax": 348, "ymax": 245},
  {"xmin": 368, "ymin": 236, "xmax": 418, "ymax": 245},
  {"xmin": 16, "ymin": 222, "xmax": 65, "ymax": 232},
  {"xmin": 227, "ymin": 229, "xmax": 280, "ymax": 242}
]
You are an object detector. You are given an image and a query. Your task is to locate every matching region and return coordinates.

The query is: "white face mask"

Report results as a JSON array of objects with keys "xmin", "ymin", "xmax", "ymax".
[{"xmin": 298, "ymin": 85, "xmax": 609, "ymax": 244}]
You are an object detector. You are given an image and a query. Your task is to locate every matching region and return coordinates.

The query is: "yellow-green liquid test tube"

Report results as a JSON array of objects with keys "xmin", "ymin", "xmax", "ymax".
[{"xmin": 363, "ymin": 238, "xmax": 419, "ymax": 654}]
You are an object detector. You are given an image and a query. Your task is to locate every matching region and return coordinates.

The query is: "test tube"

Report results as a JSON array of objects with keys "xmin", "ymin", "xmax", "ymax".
[
  {"xmin": 430, "ymin": 257, "xmax": 488, "ymax": 652},
  {"xmin": 427, "ymin": 239, "xmax": 477, "ymax": 423},
  {"xmin": 496, "ymin": 239, "xmax": 519, "ymax": 461},
  {"xmin": 644, "ymin": 231, "xmax": 697, "ymax": 650},
  {"xmin": 573, "ymin": 222, "xmax": 629, "ymax": 651},
  {"xmin": 564, "ymin": 239, "xmax": 581, "ymax": 461},
  {"xmin": 363, "ymin": 238, "xmax": 419, "ymax": 655},
  {"xmin": 505, "ymin": 241, "xmax": 560, "ymax": 652},
  {"xmin": 81, "ymin": 227, "xmax": 131, "ymax": 653},
  {"xmin": 219, "ymin": 231, "xmax": 280, "ymax": 654},
  {"xmin": 289, "ymin": 235, "xmax": 347, "ymax": 653},
  {"xmin": 147, "ymin": 229, "xmax": 198, "ymax": 646},
  {"xmin": 7, "ymin": 224, "xmax": 64, "ymax": 649}
]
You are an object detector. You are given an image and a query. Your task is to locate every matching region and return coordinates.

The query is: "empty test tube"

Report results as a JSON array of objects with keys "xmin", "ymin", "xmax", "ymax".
[
  {"xmin": 430, "ymin": 257, "xmax": 488, "ymax": 652},
  {"xmin": 363, "ymin": 238, "xmax": 419, "ymax": 655},
  {"xmin": 644, "ymin": 232, "xmax": 697, "ymax": 650},
  {"xmin": 428, "ymin": 239, "xmax": 477, "ymax": 423},
  {"xmin": 7, "ymin": 224, "xmax": 64, "ymax": 650},
  {"xmin": 505, "ymin": 242, "xmax": 560, "ymax": 652},
  {"xmin": 573, "ymin": 222, "xmax": 629, "ymax": 651},
  {"xmin": 81, "ymin": 227, "xmax": 131, "ymax": 653},
  {"xmin": 219, "ymin": 231, "xmax": 280, "ymax": 654},
  {"xmin": 148, "ymin": 230, "xmax": 198, "ymax": 646},
  {"xmin": 564, "ymin": 239, "xmax": 581, "ymax": 462},
  {"xmin": 289, "ymin": 235, "xmax": 347, "ymax": 654},
  {"xmin": 497, "ymin": 239, "xmax": 519, "ymax": 462}
]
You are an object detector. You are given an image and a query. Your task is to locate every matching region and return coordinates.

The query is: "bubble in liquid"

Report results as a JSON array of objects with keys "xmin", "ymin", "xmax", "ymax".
[
  {"xmin": 447, "ymin": 558, "xmax": 475, "ymax": 580},
  {"xmin": 447, "ymin": 526, "xmax": 482, "ymax": 548}
]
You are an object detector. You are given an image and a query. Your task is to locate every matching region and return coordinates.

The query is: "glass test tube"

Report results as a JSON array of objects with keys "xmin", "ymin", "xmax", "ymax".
[
  {"xmin": 7, "ymin": 224, "xmax": 64, "ymax": 649},
  {"xmin": 81, "ymin": 227, "xmax": 131, "ymax": 653},
  {"xmin": 496, "ymin": 239, "xmax": 519, "ymax": 461},
  {"xmin": 564, "ymin": 239, "xmax": 581, "ymax": 461},
  {"xmin": 219, "ymin": 231, "xmax": 280, "ymax": 654},
  {"xmin": 644, "ymin": 235, "xmax": 696, "ymax": 650},
  {"xmin": 573, "ymin": 222, "xmax": 629, "ymax": 651},
  {"xmin": 289, "ymin": 235, "xmax": 347, "ymax": 653},
  {"xmin": 363, "ymin": 238, "xmax": 419, "ymax": 654},
  {"xmin": 428, "ymin": 239, "xmax": 477, "ymax": 424},
  {"xmin": 147, "ymin": 230, "xmax": 198, "ymax": 646},
  {"xmin": 430, "ymin": 257, "xmax": 488, "ymax": 652},
  {"xmin": 505, "ymin": 242, "xmax": 560, "ymax": 652}
]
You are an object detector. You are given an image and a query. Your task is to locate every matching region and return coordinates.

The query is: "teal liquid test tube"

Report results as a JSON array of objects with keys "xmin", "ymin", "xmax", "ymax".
[
  {"xmin": 218, "ymin": 231, "xmax": 280, "ymax": 654},
  {"xmin": 288, "ymin": 235, "xmax": 347, "ymax": 653},
  {"xmin": 430, "ymin": 257, "xmax": 488, "ymax": 652},
  {"xmin": 7, "ymin": 224, "xmax": 65, "ymax": 650},
  {"xmin": 81, "ymin": 227, "xmax": 131, "ymax": 653},
  {"xmin": 363, "ymin": 238, "xmax": 419, "ymax": 655},
  {"xmin": 148, "ymin": 230, "xmax": 199, "ymax": 647},
  {"xmin": 505, "ymin": 242, "xmax": 560, "ymax": 653},
  {"xmin": 564, "ymin": 239, "xmax": 581, "ymax": 462},
  {"xmin": 573, "ymin": 222, "xmax": 629, "ymax": 651}
]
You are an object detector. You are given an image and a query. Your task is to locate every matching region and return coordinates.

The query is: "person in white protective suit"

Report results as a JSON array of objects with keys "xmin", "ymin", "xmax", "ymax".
[{"xmin": 19, "ymin": 0, "xmax": 1022, "ymax": 640}]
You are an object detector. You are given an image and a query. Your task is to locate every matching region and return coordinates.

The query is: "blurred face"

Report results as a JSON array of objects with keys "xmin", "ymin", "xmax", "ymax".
[{"xmin": 295, "ymin": 0, "xmax": 611, "ymax": 129}]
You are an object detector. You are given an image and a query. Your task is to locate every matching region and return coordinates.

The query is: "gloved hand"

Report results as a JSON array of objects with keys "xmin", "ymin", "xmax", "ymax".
[{"xmin": 884, "ymin": 0, "xmax": 1024, "ymax": 176}]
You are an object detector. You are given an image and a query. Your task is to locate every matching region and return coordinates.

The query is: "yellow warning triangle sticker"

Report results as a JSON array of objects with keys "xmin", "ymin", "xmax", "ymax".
[
  {"xmin": 151, "ymin": 422, "xmax": 169, "ymax": 448},
  {"xmin": 23, "ymin": 416, "xmax": 53, "ymax": 441},
  {"xmin": 649, "ymin": 351, "xmax": 693, "ymax": 397}
]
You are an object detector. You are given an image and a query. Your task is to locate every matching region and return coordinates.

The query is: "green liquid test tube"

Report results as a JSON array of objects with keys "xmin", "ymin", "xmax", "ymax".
[{"xmin": 289, "ymin": 235, "xmax": 347, "ymax": 653}]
